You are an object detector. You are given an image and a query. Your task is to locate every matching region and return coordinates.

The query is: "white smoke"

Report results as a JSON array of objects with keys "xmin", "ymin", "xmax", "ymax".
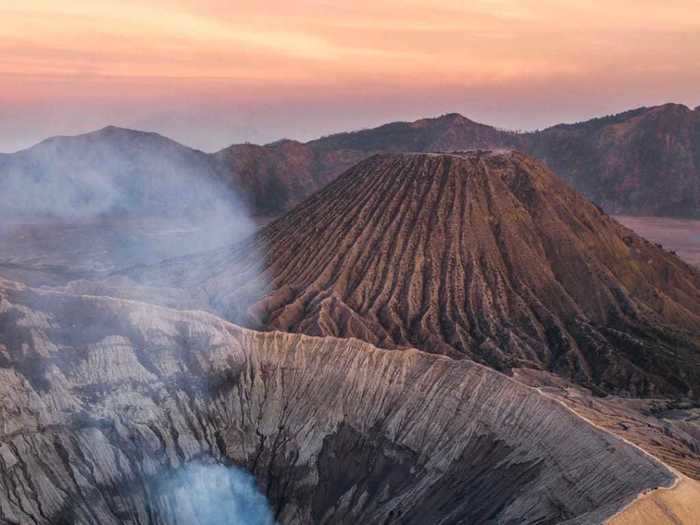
[
  {"xmin": 0, "ymin": 126, "xmax": 275, "ymax": 521},
  {"xmin": 0, "ymin": 126, "xmax": 261, "ymax": 276},
  {"xmin": 153, "ymin": 463, "xmax": 276, "ymax": 525}
]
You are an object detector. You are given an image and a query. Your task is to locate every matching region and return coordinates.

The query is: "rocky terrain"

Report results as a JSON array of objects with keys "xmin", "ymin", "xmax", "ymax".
[
  {"xmin": 2, "ymin": 123, "xmax": 700, "ymax": 523},
  {"xmin": 132, "ymin": 151, "xmax": 700, "ymax": 400},
  {"xmin": 0, "ymin": 278, "xmax": 677, "ymax": 524},
  {"xmin": 512, "ymin": 368, "xmax": 700, "ymax": 480}
]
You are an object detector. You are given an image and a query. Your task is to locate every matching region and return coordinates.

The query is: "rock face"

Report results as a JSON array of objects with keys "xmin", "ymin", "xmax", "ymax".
[
  {"xmin": 140, "ymin": 152, "xmax": 700, "ymax": 399},
  {"xmin": 0, "ymin": 279, "xmax": 675, "ymax": 524}
]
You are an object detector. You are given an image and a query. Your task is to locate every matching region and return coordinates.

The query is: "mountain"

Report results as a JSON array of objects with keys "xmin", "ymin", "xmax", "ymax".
[
  {"xmin": 526, "ymin": 103, "xmax": 700, "ymax": 216},
  {"xmin": 0, "ymin": 277, "xmax": 677, "ymax": 524},
  {"xmin": 0, "ymin": 125, "xmax": 229, "ymax": 219},
  {"xmin": 2, "ymin": 132, "xmax": 700, "ymax": 523},
  {"xmin": 217, "ymin": 104, "xmax": 700, "ymax": 218},
  {"xmin": 0, "ymin": 127, "xmax": 257, "ymax": 280},
  {"xmin": 136, "ymin": 151, "xmax": 700, "ymax": 399}
]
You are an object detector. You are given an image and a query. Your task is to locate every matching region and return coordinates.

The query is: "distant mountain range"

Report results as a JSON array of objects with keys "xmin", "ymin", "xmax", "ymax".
[
  {"xmin": 222, "ymin": 103, "xmax": 700, "ymax": 217},
  {"xmin": 1, "ymin": 103, "xmax": 698, "ymax": 219}
]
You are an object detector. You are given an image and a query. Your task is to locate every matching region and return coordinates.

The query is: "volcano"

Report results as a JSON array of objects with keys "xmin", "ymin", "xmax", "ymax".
[
  {"xmin": 2, "ymin": 150, "xmax": 699, "ymax": 523},
  {"xmin": 142, "ymin": 151, "xmax": 700, "ymax": 399}
]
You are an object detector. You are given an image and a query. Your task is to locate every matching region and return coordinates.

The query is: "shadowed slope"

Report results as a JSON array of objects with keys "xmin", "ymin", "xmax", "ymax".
[
  {"xmin": 0, "ymin": 278, "xmax": 677, "ymax": 524},
  {"xmin": 154, "ymin": 151, "xmax": 700, "ymax": 399}
]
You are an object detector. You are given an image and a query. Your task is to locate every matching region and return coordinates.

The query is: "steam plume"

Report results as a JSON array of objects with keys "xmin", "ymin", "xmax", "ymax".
[{"xmin": 153, "ymin": 463, "xmax": 276, "ymax": 525}]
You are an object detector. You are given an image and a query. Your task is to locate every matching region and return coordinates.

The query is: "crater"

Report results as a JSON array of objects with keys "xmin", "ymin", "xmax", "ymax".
[{"xmin": 0, "ymin": 284, "xmax": 675, "ymax": 524}]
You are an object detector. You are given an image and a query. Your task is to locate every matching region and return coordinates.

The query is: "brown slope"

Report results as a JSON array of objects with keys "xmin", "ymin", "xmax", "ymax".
[
  {"xmin": 0, "ymin": 277, "xmax": 677, "ymax": 524},
  {"xmin": 155, "ymin": 151, "xmax": 700, "ymax": 399},
  {"xmin": 614, "ymin": 216, "xmax": 700, "ymax": 267}
]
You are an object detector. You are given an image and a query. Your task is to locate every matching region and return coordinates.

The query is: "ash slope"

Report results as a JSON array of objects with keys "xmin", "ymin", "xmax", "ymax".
[
  {"xmin": 0, "ymin": 278, "xmax": 675, "ymax": 524},
  {"xmin": 155, "ymin": 151, "xmax": 700, "ymax": 399}
]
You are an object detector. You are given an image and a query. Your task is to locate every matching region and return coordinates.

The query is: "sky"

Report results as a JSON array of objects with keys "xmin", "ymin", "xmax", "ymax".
[{"xmin": 1, "ymin": 0, "xmax": 699, "ymax": 152}]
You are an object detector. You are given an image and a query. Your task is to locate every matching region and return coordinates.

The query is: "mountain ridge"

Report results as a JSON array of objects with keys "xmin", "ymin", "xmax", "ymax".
[{"xmin": 2, "ymin": 103, "xmax": 698, "ymax": 219}]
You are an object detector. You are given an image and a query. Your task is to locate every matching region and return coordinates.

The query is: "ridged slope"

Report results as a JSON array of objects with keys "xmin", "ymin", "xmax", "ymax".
[
  {"xmin": 172, "ymin": 151, "xmax": 700, "ymax": 398},
  {"xmin": 0, "ymin": 279, "xmax": 675, "ymax": 524}
]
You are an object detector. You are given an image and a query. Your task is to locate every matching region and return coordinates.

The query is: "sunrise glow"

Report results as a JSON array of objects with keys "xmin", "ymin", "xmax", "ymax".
[{"xmin": 2, "ymin": 0, "xmax": 699, "ymax": 151}]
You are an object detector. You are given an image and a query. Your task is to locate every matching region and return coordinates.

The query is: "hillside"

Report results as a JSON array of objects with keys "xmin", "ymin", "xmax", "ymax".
[
  {"xmin": 0, "ymin": 127, "xmax": 258, "ymax": 281},
  {"xmin": 0, "ymin": 126, "xmax": 227, "ymax": 219},
  {"xmin": 526, "ymin": 103, "xmax": 700, "ymax": 216},
  {"xmin": 215, "ymin": 114, "xmax": 516, "ymax": 216}
]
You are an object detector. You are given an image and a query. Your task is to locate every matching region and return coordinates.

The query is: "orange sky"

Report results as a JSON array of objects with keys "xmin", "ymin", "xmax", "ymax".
[{"xmin": 1, "ymin": 0, "xmax": 699, "ymax": 151}]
